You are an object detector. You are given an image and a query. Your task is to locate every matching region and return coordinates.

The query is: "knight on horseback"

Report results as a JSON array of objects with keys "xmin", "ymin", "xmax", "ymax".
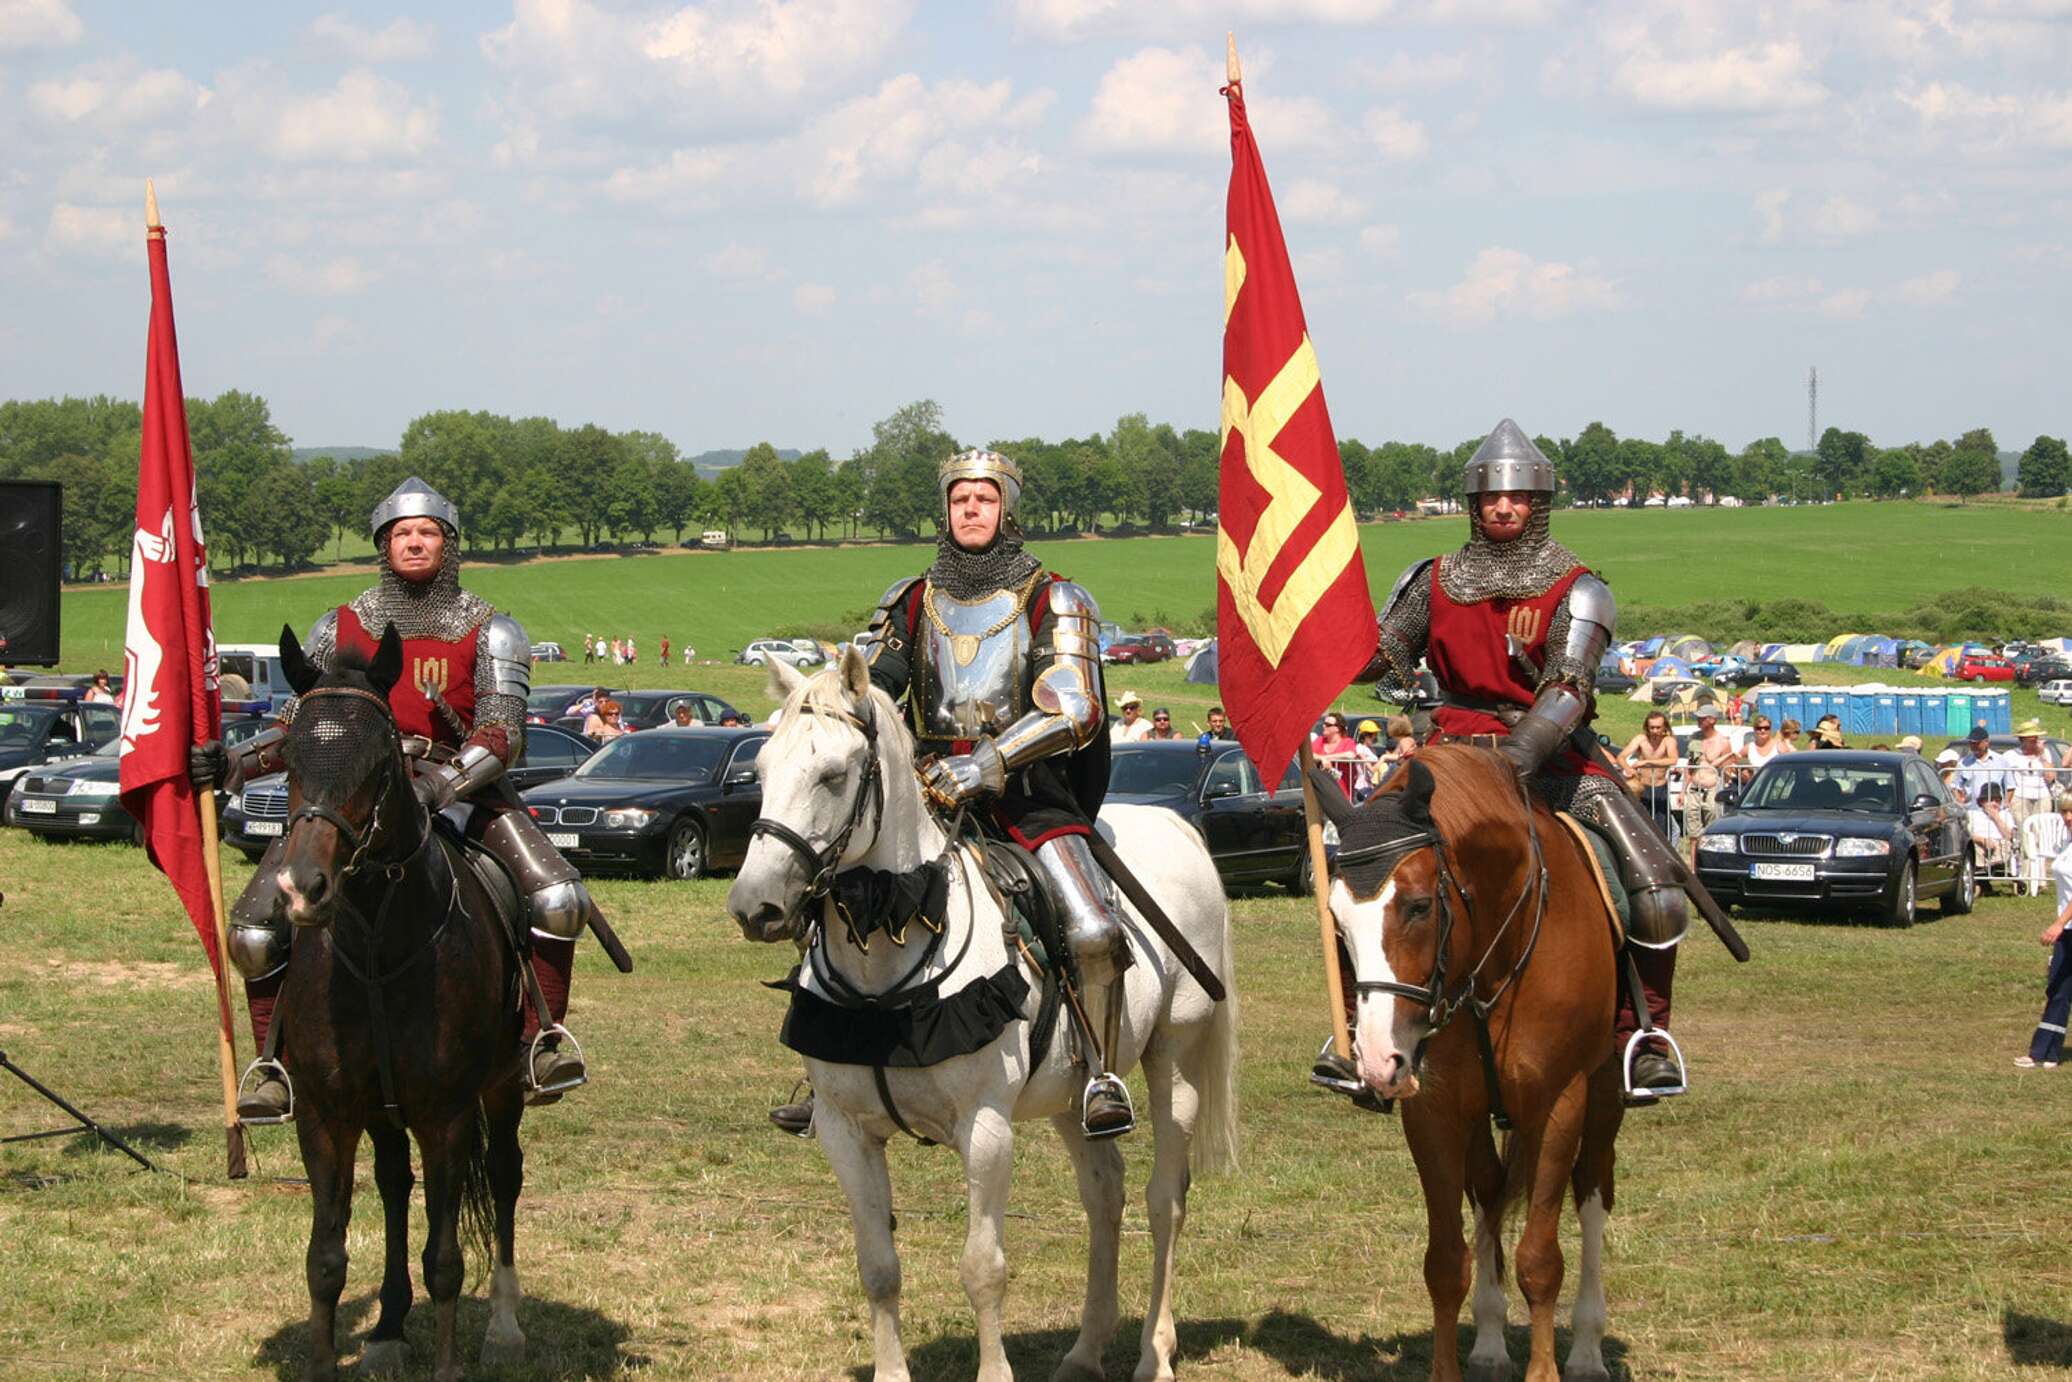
[
  {"xmin": 770, "ymin": 448, "xmax": 1134, "ymax": 1141},
  {"xmin": 1317, "ymin": 419, "xmax": 1691, "ymax": 1100},
  {"xmin": 191, "ymin": 476, "xmax": 596, "ymax": 1121}
]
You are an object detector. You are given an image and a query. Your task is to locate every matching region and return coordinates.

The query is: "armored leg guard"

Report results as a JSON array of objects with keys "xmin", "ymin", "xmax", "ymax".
[
  {"xmin": 474, "ymin": 805, "xmax": 590, "ymax": 1104},
  {"xmin": 1617, "ymin": 946, "xmax": 1683, "ymax": 1104},
  {"xmin": 228, "ymin": 841, "xmax": 295, "ymax": 1122},
  {"xmin": 1575, "ymin": 782, "xmax": 1692, "ymax": 949},
  {"xmin": 1034, "ymin": 834, "xmax": 1136, "ymax": 1139}
]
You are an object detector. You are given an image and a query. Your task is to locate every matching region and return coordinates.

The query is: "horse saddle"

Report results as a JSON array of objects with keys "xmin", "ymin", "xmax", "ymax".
[
  {"xmin": 1554, "ymin": 811, "xmax": 1627, "ymax": 949},
  {"xmin": 430, "ymin": 810, "xmax": 526, "ymax": 951},
  {"xmin": 978, "ymin": 838, "xmax": 1070, "ymax": 981}
]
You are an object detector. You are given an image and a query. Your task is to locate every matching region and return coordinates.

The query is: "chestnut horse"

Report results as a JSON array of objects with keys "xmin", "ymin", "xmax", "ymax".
[{"xmin": 1311, "ymin": 746, "xmax": 1625, "ymax": 1382}]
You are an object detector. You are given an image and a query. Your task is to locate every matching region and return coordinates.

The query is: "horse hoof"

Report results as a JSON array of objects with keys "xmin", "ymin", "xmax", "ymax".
[
  {"xmin": 357, "ymin": 1340, "xmax": 405, "ymax": 1376},
  {"xmin": 480, "ymin": 1325, "xmax": 527, "ymax": 1369},
  {"xmin": 1464, "ymin": 1360, "xmax": 1514, "ymax": 1382},
  {"xmin": 1053, "ymin": 1358, "xmax": 1104, "ymax": 1382},
  {"xmin": 1562, "ymin": 1365, "xmax": 1611, "ymax": 1382}
]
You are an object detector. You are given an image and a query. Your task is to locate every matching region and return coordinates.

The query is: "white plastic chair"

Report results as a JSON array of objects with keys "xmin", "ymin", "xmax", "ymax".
[{"xmin": 2020, "ymin": 812, "xmax": 2069, "ymax": 898}]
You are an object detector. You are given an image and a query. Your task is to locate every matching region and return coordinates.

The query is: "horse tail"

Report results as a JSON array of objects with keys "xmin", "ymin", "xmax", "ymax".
[
  {"xmin": 1189, "ymin": 936, "xmax": 1240, "ymax": 1178},
  {"xmin": 457, "ymin": 1101, "xmax": 496, "ymax": 1288}
]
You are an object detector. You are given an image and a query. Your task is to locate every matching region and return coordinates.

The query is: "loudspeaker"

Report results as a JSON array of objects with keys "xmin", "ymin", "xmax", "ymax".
[{"xmin": 0, "ymin": 481, "xmax": 62, "ymax": 667}]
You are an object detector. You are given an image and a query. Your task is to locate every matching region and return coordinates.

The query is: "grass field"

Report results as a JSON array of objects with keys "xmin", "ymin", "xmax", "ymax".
[{"xmin": 3, "ymin": 828, "xmax": 2070, "ymax": 1380}]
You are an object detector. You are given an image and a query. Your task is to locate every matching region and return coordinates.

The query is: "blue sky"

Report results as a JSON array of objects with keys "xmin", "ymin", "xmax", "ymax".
[{"xmin": 1, "ymin": 0, "xmax": 2067, "ymax": 457}]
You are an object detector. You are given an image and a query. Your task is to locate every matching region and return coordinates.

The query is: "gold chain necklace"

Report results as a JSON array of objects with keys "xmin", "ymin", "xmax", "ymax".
[{"xmin": 923, "ymin": 573, "xmax": 1042, "ymax": 667}]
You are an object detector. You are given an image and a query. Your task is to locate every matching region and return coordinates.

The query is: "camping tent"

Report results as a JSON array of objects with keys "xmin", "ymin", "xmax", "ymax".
[
  {"xmin": 1183, "ymin": 640, "xmax": 1220, "ymax": 685},
  {"xmin": 1779, "ymin": 644, "xmax": 1825, "ymax": 664},
  {"xmin": 1633, "ymin": 635, "xmax": 1667, "ymax": 658},
  {"xmin": 1759, "ymin": 643, "xmax": 1787, "ymax": 660},
  {"xmin": 1922, "ymin": 646, "xmax": 1965, "ymax": 677},
  {"xmin": 1729, "ymin": 640, "xmax": 1763, "ymax": 660},
  {"xmin": 1662, "ymin": 635, "xmax": 1713, "ymax": 661},
  {"xmin": 1648, "ymin": 656, "xmax": 1694, "ymax": 677}
]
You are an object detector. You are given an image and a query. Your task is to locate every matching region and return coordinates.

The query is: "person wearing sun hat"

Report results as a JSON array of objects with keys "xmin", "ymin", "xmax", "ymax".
[
  {"xmin": 2007, "ymin": 719, "xmax": 2057, "ymax": 832},
  {"xmin": 1111, "ymin": 690, "xmax": 1152, "ymax": 743}
]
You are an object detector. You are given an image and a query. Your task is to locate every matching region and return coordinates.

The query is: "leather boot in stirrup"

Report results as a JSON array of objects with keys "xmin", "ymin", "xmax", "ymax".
[
  {"xmin": 236, "ymin": 1061, "xmax": 294, "ymax": 1125},
  {"xmin": 525, "ymin": 1028, "xmax": 587, "ymax": 1107},
  {"xmin": 769, "ymin": 1086, "xmax": 815, "ymax": 1138},
  {"xmin": 1081, "ymin": 1073, "xmax": 1136, "ymax": 1140}
]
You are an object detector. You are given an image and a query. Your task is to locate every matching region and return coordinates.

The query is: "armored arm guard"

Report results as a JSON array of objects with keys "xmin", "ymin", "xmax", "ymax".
[
  {"xmin": 861, "ymin": 577, "xmax": 921, "ymax": 704},
  {"xmin": 1357, "ymin": 558, "xmax": 1434, "ymax": 692},
  {"xmin": 990, "ymin": 579, "xmax": 1104, "ymax": 774},
  {"xmin": 467, "ymin": 613, "xmax": 530, "ymax": 770},
  {"xmin": 1502, "ymin": 574, "xmax": 1613, "ymax": 779}
]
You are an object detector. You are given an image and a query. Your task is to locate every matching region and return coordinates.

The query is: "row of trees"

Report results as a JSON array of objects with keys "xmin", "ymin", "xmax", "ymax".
[{"xmin": 3, "ymin": 392, "xmax": 2067, "ymax": 579}]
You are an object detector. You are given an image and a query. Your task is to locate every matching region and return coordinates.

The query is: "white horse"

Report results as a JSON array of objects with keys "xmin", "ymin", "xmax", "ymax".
[{"xmin": 727, "ymin": 648, "xmax": 1239, "ymax": 1382}]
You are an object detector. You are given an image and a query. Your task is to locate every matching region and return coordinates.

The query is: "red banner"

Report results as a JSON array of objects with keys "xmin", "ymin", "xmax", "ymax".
[
  {"xmin": 117, "ymin": 217, "xmax": 225, "ymax": 971},
  {"xmin": 1215, "ymin": 77, "xmax": 1376, "ymax": 790}
]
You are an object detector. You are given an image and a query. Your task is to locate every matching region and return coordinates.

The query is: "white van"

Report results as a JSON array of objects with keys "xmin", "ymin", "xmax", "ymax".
[
  {"xmin": 700, "ymin": 530, "xmax": 730, "ymax": 550},
  {"xmin": 2041, "ymin": 679, "xmax": 2072, "ymax": 707}
]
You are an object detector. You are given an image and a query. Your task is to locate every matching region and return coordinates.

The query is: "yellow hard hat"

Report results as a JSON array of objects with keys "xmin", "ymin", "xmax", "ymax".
[{"xmin": 1356, "ymin": 719, "xmax": 1381, "ymax": 735}]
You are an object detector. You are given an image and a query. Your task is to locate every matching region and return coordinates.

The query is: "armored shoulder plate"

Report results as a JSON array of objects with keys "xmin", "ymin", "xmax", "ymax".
[
  {"xmin": 1567, "ymin": 573, "xmax": 1615, "ymax": 634},
  {"xmin": 862, "ymin": 576, "xmax": 921, "ymax": 664},
  {"xmin": 304, "ymin": 608, "xmax": 339, "ymax": 672},
  {"xmin": 481, "ymin": 613, "xmax": 532, "ymax": 698},
  {"xmin": 1044, "ymin": 578, "xmax": 1099, "ymax": 622},
  {"xmin": 1387, "ymin": 558, "xmax": 1434, "ymax": 613}
]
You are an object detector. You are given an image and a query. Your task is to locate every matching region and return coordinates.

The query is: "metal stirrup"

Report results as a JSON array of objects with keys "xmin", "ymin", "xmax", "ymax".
[
  {"xmin": 1080, "ymin": 1072, "xmax": 1136, "ymax": 1141},
  {"xmin": 235, "ymin": 1057, "xmax": 295, "ymax": 1126},
  {"xmin": 1620, "ymin": 1027, "xmax": 1688, "ymax": 1105},
  {"xmin": 526, "ymin": 1024, "xmax": 587, "ymax": 1097}
]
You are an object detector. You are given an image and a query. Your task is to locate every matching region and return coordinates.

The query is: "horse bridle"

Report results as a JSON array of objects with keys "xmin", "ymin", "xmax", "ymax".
[
  {"xmin": 747, "ymin": 700, "xmax": 886, "ymax": 903},
  {"xmin": 1343, "ymin": 777, "xmax": 1550, "ymax": 1033},
  {"xmin": 283, "ymin": 685, "xmax": 429, "ymax": 885}
]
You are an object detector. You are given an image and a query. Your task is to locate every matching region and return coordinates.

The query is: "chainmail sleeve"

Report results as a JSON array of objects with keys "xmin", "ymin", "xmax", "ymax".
[
  {"xmin": 1373, "ymin": 571, "xmax": 1432, "ymax": 699},
  {"xmin": 1540, "ymin": 601, "xmax": 1587, "ymax": 690}
]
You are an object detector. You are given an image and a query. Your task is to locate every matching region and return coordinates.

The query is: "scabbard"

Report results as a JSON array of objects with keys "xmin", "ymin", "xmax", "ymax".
[
  {"xmin": 587, "ymin": 901, "xmax": 635, "ymax": 974},
  {"xmin": 1082, "ymin": 831, "xmax": 1226, "ymax": 1003},
  {"xmin": 1570, "ymin": 731, "xmax": 1751, "ymax": 963}
]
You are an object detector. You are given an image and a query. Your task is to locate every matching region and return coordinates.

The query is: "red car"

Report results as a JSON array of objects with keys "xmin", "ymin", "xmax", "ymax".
[
  {"xmin": 1953, "ymin": 655, "xmax": 2016, "ymax": 683},
  {"xmin": 1103, "ymin": 636, "xmax": 1175, "ymax": 665}
]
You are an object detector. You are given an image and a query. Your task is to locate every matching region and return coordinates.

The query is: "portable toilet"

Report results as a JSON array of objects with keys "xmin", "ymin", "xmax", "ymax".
[
  {"xmin": 1982, "ymin": 690, "xmax": 2013, "ymax": 734},
  {"xmin": 1803, "ymin": 689, "xmax": 1837, "ymax": 726},
  {"xmin": 1896, "ymin": 690, "xmax": 1923, "ymax": 738},
  {"xmin": 1752, "ymin": 689, "xmax": 1783, "ymax": 728},
  {"xmin": 1845, "ymin": 689, "xmax": 1879, "ymax": 737},
  {"xmin": 1873, "ymin": 688, "xmax": 1898, "ymax": 736},
  {"xmin": 1917, "ymin": 689, "xmax": 1946, "ymax": 741},
  {"xmin": 1946, "ymin": 690, "xmax": 1975, "ymax": 737},
  {"xmin": 1780, "ymin": 689, "xmax": 1806, "ymax": 726}
]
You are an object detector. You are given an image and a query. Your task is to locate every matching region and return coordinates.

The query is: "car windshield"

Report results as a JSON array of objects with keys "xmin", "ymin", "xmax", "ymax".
[
  {"xmin": 1108, "ymin": 747, "xmax": 1204, "ymax": 796},
  {"xmin": 572, "ymin": 734, "xmax": 730, "ymax": 782},
  {"xmin": 0, "ymin": 707, "xmax": 59, "ymax": 748},
  {"xmin": 1742, "ymin": 762, "xmax": 1900, "ymax": 814},
  {"xmin": 528, "ymin": 687, "xmax": 589, "ymax": 715}
]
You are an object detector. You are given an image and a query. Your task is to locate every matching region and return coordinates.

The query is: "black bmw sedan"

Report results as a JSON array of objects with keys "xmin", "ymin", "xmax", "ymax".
[
  {"xmin": 521, "ymin": 725, "xmax": 770, "ymax": 879},
  {"xmin": 1107, "ymin": 740, "xmax": 1310, "ymax": 893},
  {"xmin": 1694, "ymin": 750, "xmax": 1973, "ymax": 926}
]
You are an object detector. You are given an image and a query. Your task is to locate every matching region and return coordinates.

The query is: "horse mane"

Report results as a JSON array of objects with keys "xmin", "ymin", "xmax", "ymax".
[
  {"xmin": 1384, "ymin": 742, "xmax": 1551, "ymax": 864},
  {"xmin": 770, "ymin": 665, "xmax": 917, "ymax": 790}
]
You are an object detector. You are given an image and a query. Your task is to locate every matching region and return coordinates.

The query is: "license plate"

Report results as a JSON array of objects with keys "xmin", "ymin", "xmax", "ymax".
[
  {"xmin": 1752, "ymin": 861, "xmax": 1815, "ymax": 881},
  {"xmin": 247, "ymin": 820, "xmax": 283, "ymax": 837},
  {"xmin": 547, "ymin": 831, "xmax": 579, "ymax": 849},
  {"xmin": 19, "ymin": 797, "xmax": 56, "ymax": 814}
]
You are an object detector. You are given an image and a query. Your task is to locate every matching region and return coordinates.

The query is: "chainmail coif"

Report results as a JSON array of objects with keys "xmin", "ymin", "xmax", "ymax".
[
  {"xmin": 1437, "ymin": 495, "xmax": 1584, "ymax": 603},
  {"xmin": 926, "ymin": 525, "xmax": 1043, "ymax": 601},
  {"xmin": 350, "ymin": 526, "xmax": 493, "ymax": 641}
]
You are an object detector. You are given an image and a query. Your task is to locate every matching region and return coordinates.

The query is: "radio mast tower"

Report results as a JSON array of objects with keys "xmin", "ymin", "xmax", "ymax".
[{"xmin": 1807, "ymin": 367, "xmax": 1818, "ymax": 451}]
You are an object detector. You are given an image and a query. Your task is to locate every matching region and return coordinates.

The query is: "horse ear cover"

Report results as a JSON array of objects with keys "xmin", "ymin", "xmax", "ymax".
[
  {"xmin": 1403, "ymin": 758, "xmax": 1436, "ymax": 825},
  {"xmin": 279, "ymin": 623, "xmax": 320, "ymax": 696},
  {"xmin": 1305, "ymin": 763, "xmax": 1355, "ymax": 828},
  {"xmin": 368, "ymin": 623, "xmax": 404, "ymax": 696}
]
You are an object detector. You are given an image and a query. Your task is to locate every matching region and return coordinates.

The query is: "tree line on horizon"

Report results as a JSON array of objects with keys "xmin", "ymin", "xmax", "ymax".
[{"xmin": 1, "ymin": 392, "xmax": 2066, "ymax": 579}]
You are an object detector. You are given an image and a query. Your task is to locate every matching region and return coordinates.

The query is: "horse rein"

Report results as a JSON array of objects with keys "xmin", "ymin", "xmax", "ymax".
[
  {"xmin": 282, "ymin": 685, "xmax": 430, "ymax": 883},
  {"xmin": 748, "ymin": 702, "xmax": 887, "ymax": 902},
  {"xmin": 1348, "ymin": 773, "xmax": 1551, "ymax": 1034}
]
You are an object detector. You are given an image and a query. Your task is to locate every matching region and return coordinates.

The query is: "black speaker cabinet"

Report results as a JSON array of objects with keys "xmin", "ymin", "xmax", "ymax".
[{"xmin": 0, "ymin": 480, "xmax": 62, "ymax": 667}]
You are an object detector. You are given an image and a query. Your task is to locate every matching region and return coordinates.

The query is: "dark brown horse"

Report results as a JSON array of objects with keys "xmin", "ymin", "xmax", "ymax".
[
  {"xmin": 273, "ymin": 624, "xmax": 529, "ymax": 1382},
  {"xmin": 1311, "ymin": 746, "xmax": 1625, "ymax": 1382}
]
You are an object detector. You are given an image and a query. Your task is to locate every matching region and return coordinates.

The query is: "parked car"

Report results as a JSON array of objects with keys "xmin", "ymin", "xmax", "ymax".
[
  {"xmin": 529, "ymin": 641, "xmax": 567, "ymax": 663},
  {"xmin": 1714, "ymin": 660, "xmax": 1801, "ymax": 689},
  {"xmin": 1105, "ymin": 741, "xmax": 1310, "ymax": 892},
  {"xmin": 735, "ymin": 638, "xmax": 824, "ymax": 669},
  {"xmin": 1102, "ymin": 638, "xmax": 1173, "ymax": 666},
  {"xmin": 0, "ymin": 699, "xmax": 123, "ymax": 813},
  {"xmin": 520, "ymin": 725, "xmax": 770, "ymax": 879},
  {"xmin": 2016, "ymin": 658, "xmax": 2072, "ymax": 687},
  {"xmin": 2039, "ymin": 679, "xmax": 2072, "ymax": 708},
  {"xmin": 552, "ymin": 690, "xmax": 745, "ymax": 738},
  {"xmin": 527, "ymin": 684, "xmax": 605, "ymax": 726},
  {"xmin": 1594, "ymin": 662, "xmax": 1638, "ymax": 695},
  {"xmin": 8, "ymin": 715, "xmax": 273, "ymax": 843},
  {"xmin": 1693, "ymin": 750, "xmax": 1973, "ymax": 925},
  {"xmin": 1951, "ymin": 654, "xmax": 2016, "ymax": 683},
  {"xmin": 1650, "ymin": 677, "xmax": 1708, "ymax": 706},
  {"xmin": 221, "ymin": 724, "xmax": 598, "ymax": 861},
  {"xmin": 1902, "ymin": 645, "xmax": 1938, "ymax": 670}
]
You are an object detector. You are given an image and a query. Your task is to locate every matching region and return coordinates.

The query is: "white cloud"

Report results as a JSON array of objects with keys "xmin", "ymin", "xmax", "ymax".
[
  {"xmin": 0, "ymin": 0, "xmax": 81, "ymax": 49},
  {"xmin": 1817, "ymin": 288, "xmax": 1870, "ymax": 318},
  {"xmin": 1281, "ymin": 177, "xmax": 1365, "ymax": 224},
  {"xmin": 27, "ymin": 61, "xmax": 208, "ymax": 128},
  {"xmin": 308, "ymin": 14, "xmax": 436, "ymax": 63},
  {"xmin": 908, "ymin": 260, "xmax": 956, "ymax": 313},
  {"xmin": 1754, "ymin": 188, "xmax": 1789, "ymax": 244},
  {"xmin": 1753, "ymin": 189, "xmax": 1880, "ymax": 244},
  {"xmin": 1359, "ymin": 222, "xmax": 1402, "ymax": 257},
  {"xmin": 268, "ymin": 70, "xmax": 438, "ymax": 162},
  {"xmin": 1900, "ymin": 81, "xmax": 2072, "ymax": 153},
  {"xmin": 1741, "ymin": 274, "xmax": 1823, "ymax": 304},
  {"xmin": 1363, "ymin": 103, "xmax": 1430, "ymax": 159},
  {"xmin": 705, "ymin": 243, "xmax": 770, "ymax": 278},
  {"xmin": 799, "ymin": 75, "xmax": 1048, "ymax": 206},
  {"xmin": 264, "ymin": 253, "xmax": 378, "ymax": 296},
  {"xmin": 1011, "ymin": 0, "xmax": 1552, "ymax": 41},
  {"xmin": 1896, "ymin": 268, "xmax": 1960, "ymax": 304},
  {"xmin": 1809, "ymin": 194, "xmax": 1880, "ymax": 240},
  {"xmin": 44, "ymin": 202, "xmax": 136, "ymax": 259},
  {"xmin": 793, "ymin": 281, "xmax": 835, "ymax": 313},
  {"xmin": 1608, "ymin": 38, "xmax": 1827, "ymax": 113},
  {"xmin": 603, "ymin": 146, "xmax": 735, "ymax": 202},
  {"xmin": 1079, "ymin": 45, "xmax": 1221, "ymax": 155},
  {"xmin": 1354, "ymin": 50, "xmax": 1475, "ymax": 89},
  {"xmin": 1413, "ymin": 246, "xmax": 1620, "ymax": 324}
]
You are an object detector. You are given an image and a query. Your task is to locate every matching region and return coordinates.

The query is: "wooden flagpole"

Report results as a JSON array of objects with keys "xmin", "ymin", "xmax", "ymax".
[
  {"xmin": 151, "ymin": 178, "xmax": 249, "ymax": 1179},
  {"xmin": 1299, "ymin": 742, "xmax": 1352, "ymax": 1061}
]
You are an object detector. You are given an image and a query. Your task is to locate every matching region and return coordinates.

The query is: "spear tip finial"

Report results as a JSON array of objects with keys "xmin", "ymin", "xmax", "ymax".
[
  {"xmin": 145, "ymin": 178, "xmax": 160, "ymax": 229},
  {"xmin": 1226, "ymin": 32, "xmax": 1241, "ymax": 85}
]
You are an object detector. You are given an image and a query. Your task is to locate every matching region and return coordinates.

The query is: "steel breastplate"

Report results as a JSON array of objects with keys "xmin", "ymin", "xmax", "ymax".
[{"xmin": 916, "ymin": 583, "xmax": 1031, "ymax": 739}]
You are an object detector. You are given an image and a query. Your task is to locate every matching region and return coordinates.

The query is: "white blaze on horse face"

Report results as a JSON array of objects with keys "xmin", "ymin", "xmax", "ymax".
[{"xmin": 1332, "ymin": 877, "xmax": 1422, "ymax": 1098}]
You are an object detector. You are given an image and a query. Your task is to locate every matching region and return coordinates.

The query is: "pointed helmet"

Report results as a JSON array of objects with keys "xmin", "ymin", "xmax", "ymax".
[
  {"xmin": 1461, "ymin": 419, "xmax": 1556, "ymax": 497},
  {"xmin": 369, "ymin": 475, "xmax": 461, "ymax": 542}
]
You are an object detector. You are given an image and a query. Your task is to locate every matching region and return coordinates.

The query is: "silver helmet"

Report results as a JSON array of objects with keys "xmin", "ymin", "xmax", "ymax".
[
  {"xmin": 1462, "ymin": 419, "xmax": 1556, "ymax": 496},
  {"xmin": 940, "ymin": 449, "xmax": 1023, "ymax": 534},
  {"xmin": 369, "ymin": 476, "xmax": 460, "ymax": 541}
]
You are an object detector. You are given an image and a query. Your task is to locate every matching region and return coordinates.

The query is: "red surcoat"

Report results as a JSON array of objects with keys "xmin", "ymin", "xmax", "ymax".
[
  {"xmin": 1425, "ymin": 563, "xmax": 1611, "ymax": 780},
  {"xmin": 334, "ymin": 604, "xmax": 484, "ymax": 751}
]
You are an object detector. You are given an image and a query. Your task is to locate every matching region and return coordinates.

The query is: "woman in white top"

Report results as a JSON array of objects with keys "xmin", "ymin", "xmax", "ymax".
[{"xmin": 1742, "ymin": 715, "xmax": 1784, "ymax": 778}]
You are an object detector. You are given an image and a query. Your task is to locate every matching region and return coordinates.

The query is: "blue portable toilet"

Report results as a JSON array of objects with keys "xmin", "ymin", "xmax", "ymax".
[
  {"xmin": 1947, "ymin": 691, "xmax": 1974, "ymax": 737},
  {"xmin": 1983, "ymin": 690, "xmax": 2013, "ymax": 734},
  {"xmin": 1897, "ymin": 691, "xmax": 1923, "ymax": 738},
  {"xmin": 1918, "ymin": 689, "xmax": 1946, "ymax": 741},
  {"xmin": 1780, "ymin": 690, "xmax": 1806, "ymax": 726},
  {"xmin": 1803, "ymin": 690, "xmax": 1837, "ymax": 725},
  {"xmin": 1752, "ymin": 690, "xmax": 1783, "ymax": 727},
  {"xmin": 1873, "ymin": 689, "xmax": 1898, "ymax": 735},
  {"xmin": 1845, "ymin": 689, "xmax": 1878, "ymax": 737}
]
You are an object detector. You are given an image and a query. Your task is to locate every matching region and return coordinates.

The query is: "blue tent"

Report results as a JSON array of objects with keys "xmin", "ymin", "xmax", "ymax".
[{"xmin": 1184, "ymin": 640, "xmax": 1220, "ymax": 685}]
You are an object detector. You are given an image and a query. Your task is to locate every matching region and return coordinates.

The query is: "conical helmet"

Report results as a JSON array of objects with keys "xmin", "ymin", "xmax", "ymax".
[
  {"xmin": 1461, "ymin": 419, "xmax": 1555, "ymax": 496},
  {"xmin": 369, "ymin": 476, "xmax": 460, "ymax": 541}
]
